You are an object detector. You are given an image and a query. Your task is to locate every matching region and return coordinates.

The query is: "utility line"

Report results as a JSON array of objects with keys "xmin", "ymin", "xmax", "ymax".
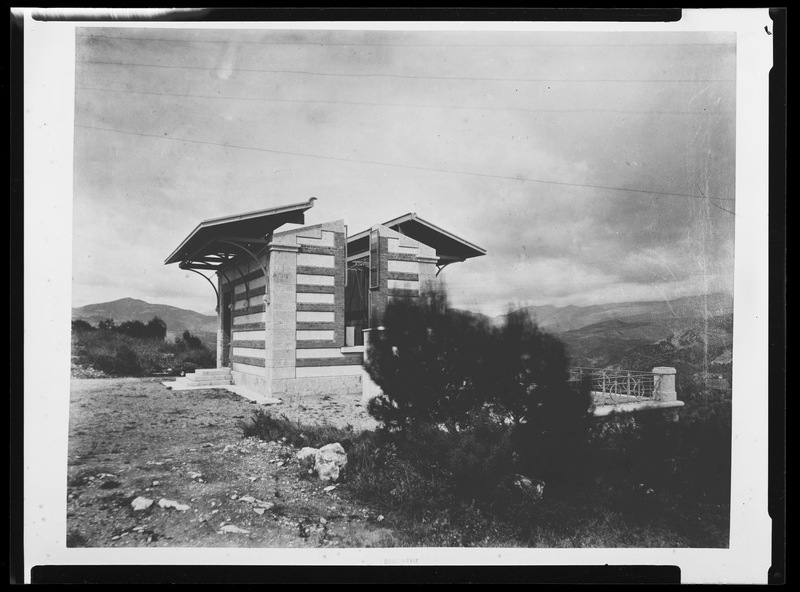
[
  {"xmin": 75, "ymin": 85, "xmax": 733, "ymax": 117},
  {"xmin": 74, "ymin": 123, "xmax": 736, "ymax": 204},
  {"xmin": 78, "ymin": 59, "xmax": 735, "ymax": 84}
]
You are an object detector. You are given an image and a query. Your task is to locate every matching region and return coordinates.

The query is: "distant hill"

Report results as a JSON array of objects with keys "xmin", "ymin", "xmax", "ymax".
[
  {"xmin": 492, "ymin": 293, "xmax": 734, "ymax": 396},
  {"xmin": 72, "ymin": 298, "xmax": 217, "ymax": 346},
  {"xmin": 496, "ymin": 292, "xmax": 734, "ymax": 333}
]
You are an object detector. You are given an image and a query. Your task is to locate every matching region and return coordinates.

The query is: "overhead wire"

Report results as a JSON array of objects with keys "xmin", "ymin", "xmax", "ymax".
[{"xmin": 74, "ymin": 123, "xmax": 736, "ymax": 205}]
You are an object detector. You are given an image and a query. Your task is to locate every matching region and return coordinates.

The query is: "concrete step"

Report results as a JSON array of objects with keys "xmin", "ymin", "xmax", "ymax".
[
  {"xmin": 183, "ymin": 377, "xmax": 233, "ymax": 386},
  {"xmin": 193, "ymin": 367, "xmax": 232, "ymax": 377}
]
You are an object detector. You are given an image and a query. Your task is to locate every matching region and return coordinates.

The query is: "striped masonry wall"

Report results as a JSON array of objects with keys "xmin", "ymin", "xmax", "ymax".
[{"xmin": 218, "ymin": 254, "xmax": 270, "ymax": 390}]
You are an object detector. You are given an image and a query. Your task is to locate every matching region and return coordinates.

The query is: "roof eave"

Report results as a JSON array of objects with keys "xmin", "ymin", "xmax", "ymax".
[{"xmin": 164, "ymin": 197, "xmax": 317, "ymax": 266}]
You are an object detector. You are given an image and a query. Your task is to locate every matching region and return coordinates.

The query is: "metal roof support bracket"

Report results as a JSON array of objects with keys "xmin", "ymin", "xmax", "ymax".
[
  {"xmin": 217, "ymin": 237, "xmax": 271, "ymax": 306},
  {"xmin": 183, "ymin": 267, "xmax": 221, "ymax": 313}
]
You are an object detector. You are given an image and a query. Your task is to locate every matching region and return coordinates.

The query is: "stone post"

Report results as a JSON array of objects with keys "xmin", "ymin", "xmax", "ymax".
[
  {"xmin": 653, "ymin": 366, "xmax": 679, "ymax": 423},
  {"xmin": 652, "ymin": 367, "xmax": 677, "ymax": 402}
]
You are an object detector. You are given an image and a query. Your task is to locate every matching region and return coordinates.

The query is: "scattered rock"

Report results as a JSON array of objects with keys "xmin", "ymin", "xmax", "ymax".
[
  {"xmin": 131, "ymin": 497, "xmax": 154, "ymax": 511},
  {"xmin": 323, "ymin": 485, "xmax": 337, "ymax": 493},
  {"xmin": 230, "ymin": 494, "xmax": 238, "ymax": 500},
  {"xmin": 238, "ymin": 495, "xmax": 257, "ymax": 504},
  {"xmin": 187, "ymin": 472, "xmax": 203, "ymax": 480},
  {"xmin": 223, "ymin": 445, "xmax": 235, "ymax": 453},
  {"xmin": 201, "ymin": 443, "xmax": 213, "ymax": 448},
  {"xmin": 377, "ymin": 515, "xmax": 384, "ymax": 522},
  {"xmin": 511, "ymin": 474, "xmax": 545, "ymax": 501},
  {"xmin": 152, "ymin": 480, "xmax": 160, "ymax": 486},
  {"xmin": 319, "ymin": 517, "xmax": 327, "ymax": 525},
  {"xmin": 158, "ymin": 498, "xmax": 190, "ymax": 511},
  {"xmin": 219, "ymin": 525, "xmax": 250, "ymax": 534},
  {"xmin": 314, "ymin": 443, "xmax": 348, "ymax": 483},
  {"xmin": 296, "ymin": 447, "xmax": 318, "ymax": 468},
  {"xmin": 253, "ymin": 508, "xmax": 265, "ymax": 515}
]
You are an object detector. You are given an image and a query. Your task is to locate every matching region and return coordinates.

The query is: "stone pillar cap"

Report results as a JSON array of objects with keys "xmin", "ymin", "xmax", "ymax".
[{"xmin": 652, "ymin": 366, "xmax": 677, "ymax": 374}]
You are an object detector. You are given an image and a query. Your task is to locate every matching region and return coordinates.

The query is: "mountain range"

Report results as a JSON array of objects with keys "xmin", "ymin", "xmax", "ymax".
[
  {"xmin": 496, "ymin": 292, "xmax": 733, "ymax": 333},
  {"xmin": 72, "ymin": 293, "xmax": 734, "ymax": 393},
  {"xmin": 72, "ymin": 298, "xmax": 217, "ymax": 340}
]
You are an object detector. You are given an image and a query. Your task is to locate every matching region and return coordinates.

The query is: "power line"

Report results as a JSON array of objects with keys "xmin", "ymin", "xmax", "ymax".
[
  {"xmin": 77, "ymin": 59, "xmax": 735, "ymax": 84},
  {"xmin": 76, "ymin": 32, "xmax": 736, "ymax": 49},
  {"xmin": 75, "ymin": 85, "xmax": 734, "ymax": 117},
  {"xmin": 74, "ymin": 123, "xmax": 736, "ymax": 204}
]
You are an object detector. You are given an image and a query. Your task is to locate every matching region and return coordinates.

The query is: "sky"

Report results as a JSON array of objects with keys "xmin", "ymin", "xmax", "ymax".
[{"xmin": 70, "ymin": 23, "xmax": 738, "ymax": 318}]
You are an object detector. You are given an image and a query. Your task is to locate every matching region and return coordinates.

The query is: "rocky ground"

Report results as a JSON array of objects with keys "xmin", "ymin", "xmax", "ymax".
[{"xmin": 66, "ymin": 377, "xmax": 392, "ymax": 548}]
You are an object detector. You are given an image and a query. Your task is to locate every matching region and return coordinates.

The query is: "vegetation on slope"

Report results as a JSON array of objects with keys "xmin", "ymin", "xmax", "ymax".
[{"xmin": 71, "ymin": 317, "xmax": 215, "ymax": 377}]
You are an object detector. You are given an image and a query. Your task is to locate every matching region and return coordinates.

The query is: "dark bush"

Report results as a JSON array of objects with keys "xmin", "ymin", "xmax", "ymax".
[
  {"xmin": 71, "ymin": 319, "xmax": 96, "ymax": 333},
  {"xmin": 365, "ymin": 289, "xmax": 488, "ymax": 431},
  {"xmin": 117, "ymin": 320, "xmax": 148, "ymax": 339},
  {"xmin": 180, "ymin": 330, "xmax": 204, "ymax": 350},
  {"xmin": 91, "ymin": 344, "xmax": 143, "ymax": 376},
  {"xmin": 364, "ymin": 287, "xmax": 593, "ymax": 494},
  {"xmin": 146, "ymin": 316, "xmax": 167, "ymax": 340}
]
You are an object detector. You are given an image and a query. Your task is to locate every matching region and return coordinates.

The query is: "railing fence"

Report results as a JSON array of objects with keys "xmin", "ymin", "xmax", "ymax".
[{"xmin": 568, "ymin": 367, "xmax": 665, "ymax": 404}]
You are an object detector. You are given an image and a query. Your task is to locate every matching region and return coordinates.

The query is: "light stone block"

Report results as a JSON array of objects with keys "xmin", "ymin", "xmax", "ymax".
[
  {"xmin": 232, "ymin": 330, "xmax": 266, "ymax": 341},
  {"xmin": 297, "ymin": 311, "xmax": 335, "ymax": 323},
  {"xmin": 297, "ymin": 330, "xmax": 335, "ymax": 341},
  {"xmin": 296, "ymin": 348, "xmax": 344, "ymax": 359},
  {"xmin": 296, "ymin": 365, "xmax": 365, "ymax": 378},
  {"xmin": 296, "ymin": 274, "xmax": 335, "ymax": 286},
  {"xmin": 387, "ymin": 237, "xmax": 419, "ymax": 254},
  {"xmin": 387, "ymin": 260, "xmax": 419, "ymax": 274},
  {"xmin": 233, "ymin": 312, "xmax": 265, "ymax": 325},
  {"xmin": 297, "ymin": 293, "xmax": 334, "ymax": 304},
  {"xmin": 388, "ymin": 279, "xmax": 420, "ymax": 291},
  {"xmin": 297, "ymin": 253, "xmax": 335, "ymax": 268}
]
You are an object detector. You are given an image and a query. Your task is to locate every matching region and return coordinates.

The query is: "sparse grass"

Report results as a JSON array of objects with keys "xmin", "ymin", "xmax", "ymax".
[{"xmin": 237, "ymin": 409, "xmax": 359, "ymax": 449}]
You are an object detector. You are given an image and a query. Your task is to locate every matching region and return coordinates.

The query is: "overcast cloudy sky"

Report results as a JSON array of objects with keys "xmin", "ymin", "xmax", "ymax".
[{"xmin": 70, "ymin": 23, "xmax": 737, "ymax": 318}]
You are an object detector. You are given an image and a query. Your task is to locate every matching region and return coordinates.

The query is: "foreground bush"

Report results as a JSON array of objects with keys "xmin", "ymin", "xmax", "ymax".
[
  {"xmin": 364, "ymin": 288, "xmax": 593, "ymax": 490},
  {"xmin": 238, "ymin": 403, "xmax": 729, "ymax": 547}
]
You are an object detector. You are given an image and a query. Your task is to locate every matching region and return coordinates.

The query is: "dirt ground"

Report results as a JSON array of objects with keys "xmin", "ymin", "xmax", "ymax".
[{"xmin": 66, "ymin": 377, "xmax": 393, "ymax": 548}]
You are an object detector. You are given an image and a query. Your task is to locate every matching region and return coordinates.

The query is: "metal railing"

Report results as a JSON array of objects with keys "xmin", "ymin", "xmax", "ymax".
[{"xmin": 568, "ymin": 367, "xmax": 664, "ymax": 404}]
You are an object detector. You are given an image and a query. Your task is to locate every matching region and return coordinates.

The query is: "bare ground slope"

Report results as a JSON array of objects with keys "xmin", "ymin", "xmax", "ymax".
[{"xmin": 66, "ymin": 377, "xmax": 390, "ymax": 548}]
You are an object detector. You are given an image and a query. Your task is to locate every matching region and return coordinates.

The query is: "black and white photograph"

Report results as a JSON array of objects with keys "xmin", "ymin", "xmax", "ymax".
[{"xmin": 19, "ymin": 8, "xmax": 778, "ymax": 585}]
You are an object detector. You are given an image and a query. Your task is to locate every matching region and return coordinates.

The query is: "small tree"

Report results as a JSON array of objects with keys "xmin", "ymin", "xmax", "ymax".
[
  {"xmin": 176, "ymin": 330, "xmax": 204, "ymax": 350},
  {"xmin": 118, "ymin": 320, "xmax": 148, "ymax": 339},
  {"xmin": 365, "ymin": 289, "xmax": 491, "ymax": 431},
  {"xmin": 146, "ymin": 316, "xmax": 167, "ymax": 341},
  {"xmin": 365, "ymin": 286, "xmax": 593, "ymax": 488},
  {"xmin": 71, "ymin": 319, "xmax": 96, "ymax": 333}
]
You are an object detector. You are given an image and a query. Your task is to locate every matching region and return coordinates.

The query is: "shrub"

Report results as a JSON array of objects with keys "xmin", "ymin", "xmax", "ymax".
[
  {"xmin": 365, "ymin": 290, "xmax": 489, "ymax": 431},
  {"xmin": 146, "ymin": 317, "xmax": 167, "ymax": 341},
  {"xmin": 71, "ymin": 319, "xmax": 95, "ymax": 333},
  {"xmin": 364, "ymin": 287, "xmax": 594, "ymax": 494},
  {"xmin": 91, "ymin": 343, "xmax": 143, "ymax": 376},
  {"xmin": 238, "ymin": 409, "xmax": 357, "ymax": 449}
]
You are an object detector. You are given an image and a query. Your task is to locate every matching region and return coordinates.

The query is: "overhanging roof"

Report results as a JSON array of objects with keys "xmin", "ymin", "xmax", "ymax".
[
  {"xmin": 165, "ymin": 198, "xmax": 316, "ymax": 270},
  {"xmin": 347, "ymin": 213, "xmax": 486, "ymax": 264}
]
